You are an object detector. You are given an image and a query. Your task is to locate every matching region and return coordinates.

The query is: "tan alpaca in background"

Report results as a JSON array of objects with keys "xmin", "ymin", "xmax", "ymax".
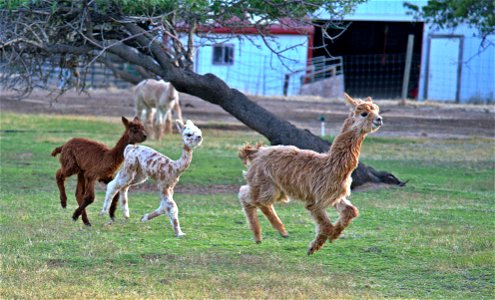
[
  {"xmin": 238, "ymin": 93, "xmax": 383, "ymax": 255},
  {"xmin": 134, "ymin": 79, "xmax": 183, "ymax": 140}
]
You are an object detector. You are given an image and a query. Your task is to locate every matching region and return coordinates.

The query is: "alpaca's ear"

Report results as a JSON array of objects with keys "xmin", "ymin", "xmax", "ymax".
[
  {"xmin": 364, "ymin": 96, "xmax": 373, "ymax": 102},
  {"xmin": 175, "ymin": 119, "xmax": 185, "ymax": 133},
  {"xmin": 122, "ymin": 116, "xmax": 130, "ymax": 127},
  {"xmin": 133, "ymin": 116, "xmax": 140, "ymax": 122},
  {"xmin": 344, "ymin": 93, "xmax": 359, "ymax": 107}
]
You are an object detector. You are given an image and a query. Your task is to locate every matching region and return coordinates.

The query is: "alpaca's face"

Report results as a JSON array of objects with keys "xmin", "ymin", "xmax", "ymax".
[
  {"xmin": 344, "ymin": 93, "xmax": 382, "ymax": 134},
  {"xmin": 177, "ymin": 120, "xmax": 203, "ymax": 149},
  {"xmin": 353, "ymin": 102, "xmax": 382, "ymax": 134},
  {"xmin": 123, "ymin": 116, "xmax": 148, "ymax": 144}
]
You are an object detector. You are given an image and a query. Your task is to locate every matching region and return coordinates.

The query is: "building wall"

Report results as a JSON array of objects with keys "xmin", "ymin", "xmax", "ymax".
[
  {"xmin": 314, "ymin": 0, "xmax": 428, "ymax": 22},
  {"xmin": 192, "ymin": 34, "xmax": 309, "ymax": 96},
  {"xmin": 418, "ymin": 24, "xmax": 495, "ymax": 103}
]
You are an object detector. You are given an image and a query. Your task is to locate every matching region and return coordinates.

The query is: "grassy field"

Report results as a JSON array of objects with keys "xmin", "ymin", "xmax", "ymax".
[{"xmin": 1, "ymin": 113, "xmax": 494, "ymax": 299}]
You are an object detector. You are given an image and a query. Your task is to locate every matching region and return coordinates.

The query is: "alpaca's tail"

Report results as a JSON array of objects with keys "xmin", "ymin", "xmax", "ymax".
[
  {"xmin": 51, "ymin": 146, "xmax": 63, "ymax": 157},
  {"xmin": 239, "ymin": 143, "xmax": 263, "ymax": 166}
]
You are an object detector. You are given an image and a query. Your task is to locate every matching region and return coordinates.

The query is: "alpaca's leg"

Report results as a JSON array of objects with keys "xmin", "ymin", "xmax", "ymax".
[
  {"xmin": 55, "ymin": 151, "xmax": 80, "ymax": 209},
  {"xmin": 100, "ymin": 177, "xmax": 118, "ymax": 215},
  {"xmin": 329, "ymin": 198, "xmax": 359, "ymax": 242},
  {"xmin": 154, "ymin": 107, "xmax": 165, "ymax": 140},
  {"xmin": 108, "ymin": 194, "xmax": 119, "ymax": 221},
  {"xmin": 259, "ymin": 205, "xmax": 289, "ymax": 238},
  {"xmin": 159, "ymin": 108, "xmax": 174, "ymax": 137},
  {"xmin": 100, "ymin": 176, "xmax": 122, "ymax": 222},
  {"xmin": 137, "ymin": 99, "xmax": 153, "ymax": 138},
  {"xmin": 119, "ymin": 185, "xmax": 131, "ymax": 219},
  {"xmin": 145, "ymin": 108, "xmax": 155, "ymax": 139},
  {"xmin": 102, "ymin": 168, "xmax": 144, "ymax": 221},
  {"xmin": 141, "ymin": 189, "xmax": 185, "ymax": 237},
  {"xmin": 55, "ymin": 169, "xmax": 68, "ymax": 208},
  {"xmin": 238, "ymin": 185, "xmax": 262, "ymax": 243},
  {"xmin": 165, "ymin": 109, "xmax": 173, "ymax": 134},
  {"xmin": 307, "ymin": 206, "xmax": 335, "ymax": 255},
  {"xmin": 76, "ymin": 173, "xmax": 90, "ymax": 226},
  {"xmin": 174, "ymin": 100, "xmax": 183, "ymax": 123},
  {"xmin": 119, "ymin": 173, "xmax": 148, "ymax": 219},
  {"xmin": 72, "ymin": 178, "xmax": 95, "ymax": 223}
]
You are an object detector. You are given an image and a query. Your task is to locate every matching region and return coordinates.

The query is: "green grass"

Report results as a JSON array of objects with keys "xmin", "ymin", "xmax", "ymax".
[{"xmin": 1, "ymin": 113, "xmax": 494, "ymax": 299}]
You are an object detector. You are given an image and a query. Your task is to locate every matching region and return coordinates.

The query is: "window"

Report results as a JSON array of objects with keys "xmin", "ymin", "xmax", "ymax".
[{"xmin": 212, "ymin": 44, "xmax": 234, "ymax": 65}]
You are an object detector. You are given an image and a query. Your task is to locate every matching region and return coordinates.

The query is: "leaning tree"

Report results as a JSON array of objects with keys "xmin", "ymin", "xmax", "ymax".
[{"xmin": 0, "ymin": 0, "xmax": 404, "ymax": 188}]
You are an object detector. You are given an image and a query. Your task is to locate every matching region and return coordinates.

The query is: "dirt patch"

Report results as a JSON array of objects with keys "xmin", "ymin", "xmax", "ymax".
[
  {"xmin": 1, "ymin": 88, "xmax": 494, "ymax": 140},
  {"xmin": 46, "ymin": 258, "xmax": 69, "ymax": 268},
  {"xmin": 141, "ymin": 253, "xmax": 179, "ymax": 261}
]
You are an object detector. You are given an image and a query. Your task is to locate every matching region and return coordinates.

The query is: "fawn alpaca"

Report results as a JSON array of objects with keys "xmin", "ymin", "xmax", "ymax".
[
  {"xmin": 238, "ymin": 93, "xmax": 383, "ymax": 255},
  {"xmin": 51, "ymin": 116, "xmax": 147, "ymax": 226},
  {"xmin": 100, "ymin": 120, "xmax": 202, "ymax": 236},
  {"xmin": 135, "ymin": 79, "xmax": 183, "ymax": 140}
]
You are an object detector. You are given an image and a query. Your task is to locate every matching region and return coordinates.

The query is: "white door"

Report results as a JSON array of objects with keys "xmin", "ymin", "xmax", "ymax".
[{"xmin": 427, "ymin": 36, "xmax": 462, "ymax": 102}]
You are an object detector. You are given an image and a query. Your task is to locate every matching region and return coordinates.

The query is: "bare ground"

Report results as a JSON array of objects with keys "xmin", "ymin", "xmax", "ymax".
[{"xmin": 1, "ymin": 88, "xmax": 494, "ymax": 140}]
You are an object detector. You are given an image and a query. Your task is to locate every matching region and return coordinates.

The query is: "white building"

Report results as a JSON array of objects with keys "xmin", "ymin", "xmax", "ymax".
[{"xmin": 191, "ymin": 26, "xmax": 312, "ymax": 96}]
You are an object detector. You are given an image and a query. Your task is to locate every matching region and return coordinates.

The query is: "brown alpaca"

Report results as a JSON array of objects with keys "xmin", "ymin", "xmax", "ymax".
[
  {"xmin": 238, "ymin": 93, "xmax": 383, "ymax": 255},
  {"xmin": 51, "ymin": 116, "xmax": 147, "ymax": 226}
]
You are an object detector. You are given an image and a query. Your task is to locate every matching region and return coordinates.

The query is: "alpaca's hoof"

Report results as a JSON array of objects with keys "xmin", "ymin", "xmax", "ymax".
[
  {"xmin": 104, "ymin": 220, "xmax": 114, "ymax": 226},
  {"xmin": 84, "ymin": 222, "xmax": 92, "ymax": 227},
  {"xmin": 141, "ymin": 215, "xmax": 149, "ymax": 222},
  {"xmin": 307, "ymin": 245, "xmax": 319, "ymax": 255},
  {"xmin": 175, "ymin": 232, "xmax": 186, "ymax": 237},
  {"xmin": 255, "ymin": 240, "xmax": 262, "ymax": 244},
  {"xmin": 307, "ymin": 244, "xmax": 322, "ymax": 255},
  {"xmin": 72, "ymin": 215, "xmax": 78, "ymax": 222},
  {"xmin": 98, "ymin": 210, "xmax": 106, "ymax": 217},
  {"xmin": 280, "ymin": 233, "xmax": 289, "ymax": 238},
  {"xmin": 60, "ymin": 197, "xmax": 67, "ymax": 209}
]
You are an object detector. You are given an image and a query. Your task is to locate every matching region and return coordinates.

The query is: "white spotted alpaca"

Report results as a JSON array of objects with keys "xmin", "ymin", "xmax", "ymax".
[{"xmin": 100, "ymin": 120, "xmax": 203, "ymax": 236}]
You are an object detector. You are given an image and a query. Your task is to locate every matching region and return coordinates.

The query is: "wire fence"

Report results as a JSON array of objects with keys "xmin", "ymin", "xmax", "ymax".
[
  {"xmin": 52, "ymin": 63, "xmax": 134, "ymax": 90},
  {"xmin": 342, "ymin": 53, "xmax": 421, "ymax": 99}
]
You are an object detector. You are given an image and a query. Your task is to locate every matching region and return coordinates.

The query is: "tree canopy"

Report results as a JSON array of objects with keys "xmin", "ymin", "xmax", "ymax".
[{"xmin": 405, "ymin": 0, "xmax": 495, "ymax": 44}]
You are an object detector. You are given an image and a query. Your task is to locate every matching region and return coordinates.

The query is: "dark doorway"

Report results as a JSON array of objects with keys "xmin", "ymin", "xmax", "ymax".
[{"xmin": 313, "ymin": 21, "xmax": 423, "ymax": 99}]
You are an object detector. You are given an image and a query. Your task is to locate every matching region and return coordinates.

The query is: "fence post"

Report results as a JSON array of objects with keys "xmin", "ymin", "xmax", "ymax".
[
  {"xmin": 283, "ymin": 74, "xmax": 290, "ymax": 96},
  {"xmin": 401, "ymin": 34, "xmax": 414, "ymax": 104}
]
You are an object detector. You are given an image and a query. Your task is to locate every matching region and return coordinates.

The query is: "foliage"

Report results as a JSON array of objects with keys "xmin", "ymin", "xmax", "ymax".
[
  {"xmin": 1, "ymin": 113, "xmax": 494, "ymax": 298},
  {"xmin": 405, "ymin": 0, "xmax": 495, "ymax": 42}
]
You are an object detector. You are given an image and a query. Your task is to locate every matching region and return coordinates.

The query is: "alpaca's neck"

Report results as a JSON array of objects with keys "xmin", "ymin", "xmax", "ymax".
[
  {"xmin": 175, "ymin": 145, "xmax": 193, "ymax": 174},
  {"xmin": 328, "ymin": 126, "xmax": 367, "ymax": 180},
  {"xmin": 109, "ymin": 133, "xmax": 129, "ymax": 163}
]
